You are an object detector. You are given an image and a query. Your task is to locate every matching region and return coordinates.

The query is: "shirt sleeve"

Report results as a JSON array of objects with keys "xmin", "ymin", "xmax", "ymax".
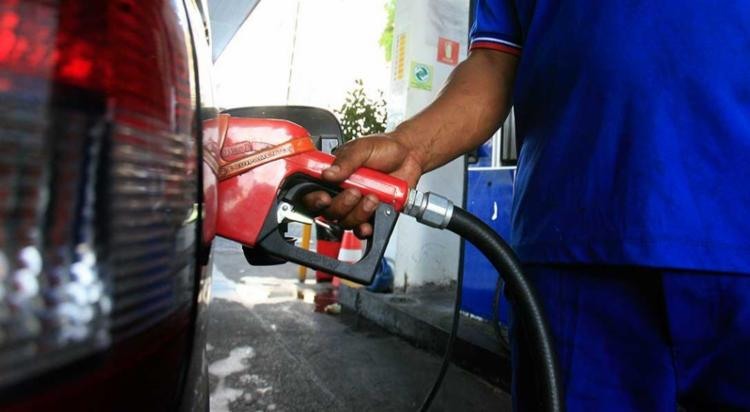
[{"xmin": 469, "ymin": 0, "xmax": 523, "ymax": 56}]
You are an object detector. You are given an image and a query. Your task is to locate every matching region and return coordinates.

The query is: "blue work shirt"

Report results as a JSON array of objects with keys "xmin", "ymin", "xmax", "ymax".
[{"xmin": 470, "ymin": 0, "xmax": 750, "ymax": 273}]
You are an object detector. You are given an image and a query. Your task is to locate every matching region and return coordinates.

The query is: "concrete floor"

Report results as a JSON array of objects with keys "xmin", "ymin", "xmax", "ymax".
[{"xmin": 206, "ymin": 238, "xmax": 511, "ymax": 412}]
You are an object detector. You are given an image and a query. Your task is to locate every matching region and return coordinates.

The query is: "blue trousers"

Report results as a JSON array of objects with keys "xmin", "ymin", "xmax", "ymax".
[{"xmin": 511, "ymin": 265, "xmax": 750, "ymax": 411}]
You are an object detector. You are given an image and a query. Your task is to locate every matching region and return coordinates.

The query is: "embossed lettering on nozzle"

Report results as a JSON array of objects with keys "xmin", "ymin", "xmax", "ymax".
[{"xmin": 402, "ymin": 189, "xmax": 454, "ymax": 229}]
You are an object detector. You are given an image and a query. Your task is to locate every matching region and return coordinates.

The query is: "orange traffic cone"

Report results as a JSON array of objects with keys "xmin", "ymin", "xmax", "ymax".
[{"xmin": 333, "ymin": 230, "xmax": 364, "ymax": 287}]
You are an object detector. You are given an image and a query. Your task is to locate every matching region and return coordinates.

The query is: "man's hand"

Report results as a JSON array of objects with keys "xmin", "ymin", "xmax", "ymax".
[{"xmin": 304, "ymin": 132, "xmax": 424, "ymax": 238}]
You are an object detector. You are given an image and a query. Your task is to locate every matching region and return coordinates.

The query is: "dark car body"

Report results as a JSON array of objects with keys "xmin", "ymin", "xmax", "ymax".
[{"xmin": 0, "ymin": 0, "xmax": 218, "ymax": 409}]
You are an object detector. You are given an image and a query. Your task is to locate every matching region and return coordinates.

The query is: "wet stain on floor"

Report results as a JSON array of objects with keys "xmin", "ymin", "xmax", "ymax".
[{"xmin": 212, "ymin": 263, "xmax": 339, "ymax": 314}]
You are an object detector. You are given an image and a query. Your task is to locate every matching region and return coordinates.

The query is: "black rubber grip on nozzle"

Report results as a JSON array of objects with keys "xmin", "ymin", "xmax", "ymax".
[{"xmin": 256, "ymin": 198, "xmax": 398, "ymax": 285}]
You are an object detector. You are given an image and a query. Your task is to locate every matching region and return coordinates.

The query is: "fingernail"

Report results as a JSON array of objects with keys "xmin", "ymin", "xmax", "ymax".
[
  {"xmin": 359, "ymin": 224, "xmax": 372, "ymax": 238},
  {"xmin": 362, "ymin": 197, "xmax": 377, "ymax": 212},
  {"xmin": 324, "ymin": 165, "xmax": 341, "ymax": 176},
  {"xmin": 343, "ymin": 191, "xmax": 360, "ymax": 206}
]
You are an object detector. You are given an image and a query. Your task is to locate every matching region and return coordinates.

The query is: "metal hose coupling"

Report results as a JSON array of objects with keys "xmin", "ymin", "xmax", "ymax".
[{"xmin": 403, "ymin": 189, "xmax": 455, "ymax": 229}]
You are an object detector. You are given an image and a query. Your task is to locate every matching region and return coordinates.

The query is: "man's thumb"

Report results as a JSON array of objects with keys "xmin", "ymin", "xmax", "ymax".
[{"xmin": 322, "ymin": 140, "xmax": 373, "ymax": 182}]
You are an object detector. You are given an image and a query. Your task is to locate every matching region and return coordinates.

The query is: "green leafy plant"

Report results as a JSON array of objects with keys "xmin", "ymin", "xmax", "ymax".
[
  {"xmin": 335, "ymin": 79, "xmax": 388, "ymax": 143},
  {"xmin": 379, "ymin": 0, "xmax": 396, "ymax": 62}
]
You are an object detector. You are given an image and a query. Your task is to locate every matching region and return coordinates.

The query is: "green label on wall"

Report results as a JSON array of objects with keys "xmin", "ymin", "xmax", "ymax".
[{"xmin": 409, "ymin": 62, "xmax": 433, "ymax": 91}]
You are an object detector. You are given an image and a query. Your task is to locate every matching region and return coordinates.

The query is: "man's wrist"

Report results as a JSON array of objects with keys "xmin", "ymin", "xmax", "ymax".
[{"xmin": 391, "ymin": 122, "xmax": 432, "ymax": 173}]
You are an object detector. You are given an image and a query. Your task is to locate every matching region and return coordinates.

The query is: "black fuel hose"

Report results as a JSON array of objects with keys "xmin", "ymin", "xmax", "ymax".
[
  {"xmin": 417, "ymin": 251, "xmax": 464, "ymax": 411},
  {"xmin": 417, "ymin": 206, "xmax": 563, "ymax": 412}
]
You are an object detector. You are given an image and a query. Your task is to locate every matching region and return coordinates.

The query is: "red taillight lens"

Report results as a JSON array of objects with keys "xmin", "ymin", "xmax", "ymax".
[{"xmin": 0, "ymin": 0, "xmax": 198, "ymax": 391}]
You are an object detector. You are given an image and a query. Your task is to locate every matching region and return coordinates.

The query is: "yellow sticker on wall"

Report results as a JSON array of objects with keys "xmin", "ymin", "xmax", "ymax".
[{"xmin": 395, "ymin": 33, "xmax": 407, "ymax": 81}]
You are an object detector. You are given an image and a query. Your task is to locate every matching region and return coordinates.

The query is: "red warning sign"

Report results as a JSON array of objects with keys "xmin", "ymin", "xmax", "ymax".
[{"xmin": 437, "ymin": 37, "xmax": 459, "ymax": 66}]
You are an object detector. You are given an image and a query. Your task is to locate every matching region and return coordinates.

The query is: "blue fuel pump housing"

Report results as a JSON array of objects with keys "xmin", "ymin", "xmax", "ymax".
[{"xmin": 460, "ymin": 113, "xmax": 518, "ymax": 326}]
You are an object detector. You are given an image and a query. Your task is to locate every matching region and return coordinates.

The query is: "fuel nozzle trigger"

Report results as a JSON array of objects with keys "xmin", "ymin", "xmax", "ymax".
[{"xmin": 256, "ymin": 178, "xmax": 399, "ymax": 285}]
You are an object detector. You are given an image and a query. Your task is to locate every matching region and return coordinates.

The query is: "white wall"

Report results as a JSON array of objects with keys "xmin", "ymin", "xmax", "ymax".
[{"xmin": 213, "ymin": 0, "xmax": 390, "ymax": 112}]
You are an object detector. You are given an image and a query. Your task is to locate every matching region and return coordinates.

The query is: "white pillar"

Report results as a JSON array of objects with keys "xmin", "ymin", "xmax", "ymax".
[{"xmin": 386, "ymin": 0, "xmax": 469, "ymax": 288}]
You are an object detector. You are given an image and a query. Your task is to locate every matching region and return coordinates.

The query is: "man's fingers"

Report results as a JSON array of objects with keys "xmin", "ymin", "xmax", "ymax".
[
  {"xmin": 321, "ymin": 188, "xmax": 362, "ymax": 220},
  {"xmin": 339, "ymin": 194, "xmax": 379, "ymax": 229},
  {"xmin": 304, "ymin": 190, "xmax": 378, "ymax": 237},
  {"xmin": 302, "ymin": 191, "xmax": 331, "ymax": 212}
]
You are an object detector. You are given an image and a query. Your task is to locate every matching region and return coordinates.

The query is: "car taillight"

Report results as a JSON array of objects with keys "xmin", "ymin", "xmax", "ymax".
[{"xmin": 0, "ymin": 0, "xmax": 198, "ymax": 390}]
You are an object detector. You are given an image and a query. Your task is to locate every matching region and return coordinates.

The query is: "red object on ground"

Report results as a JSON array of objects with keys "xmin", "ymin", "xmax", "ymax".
[
  {"xmin": 315, "ymin": 239, "xmax": 341, "ymax": 282},
  {"xmin": 333, "ymin": 231, "xmax": 365, "ymax": 286}
]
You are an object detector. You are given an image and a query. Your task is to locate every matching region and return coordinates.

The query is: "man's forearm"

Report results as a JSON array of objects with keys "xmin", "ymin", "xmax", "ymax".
[{"xmin": 393, "ymin": 49, "xmax": 518, "ymax": 173}]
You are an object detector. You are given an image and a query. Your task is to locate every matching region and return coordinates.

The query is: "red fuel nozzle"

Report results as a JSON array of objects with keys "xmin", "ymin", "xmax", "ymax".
[{"xmin": 213, "ymin": 115, "xmax": 408, "ymax": 284}]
